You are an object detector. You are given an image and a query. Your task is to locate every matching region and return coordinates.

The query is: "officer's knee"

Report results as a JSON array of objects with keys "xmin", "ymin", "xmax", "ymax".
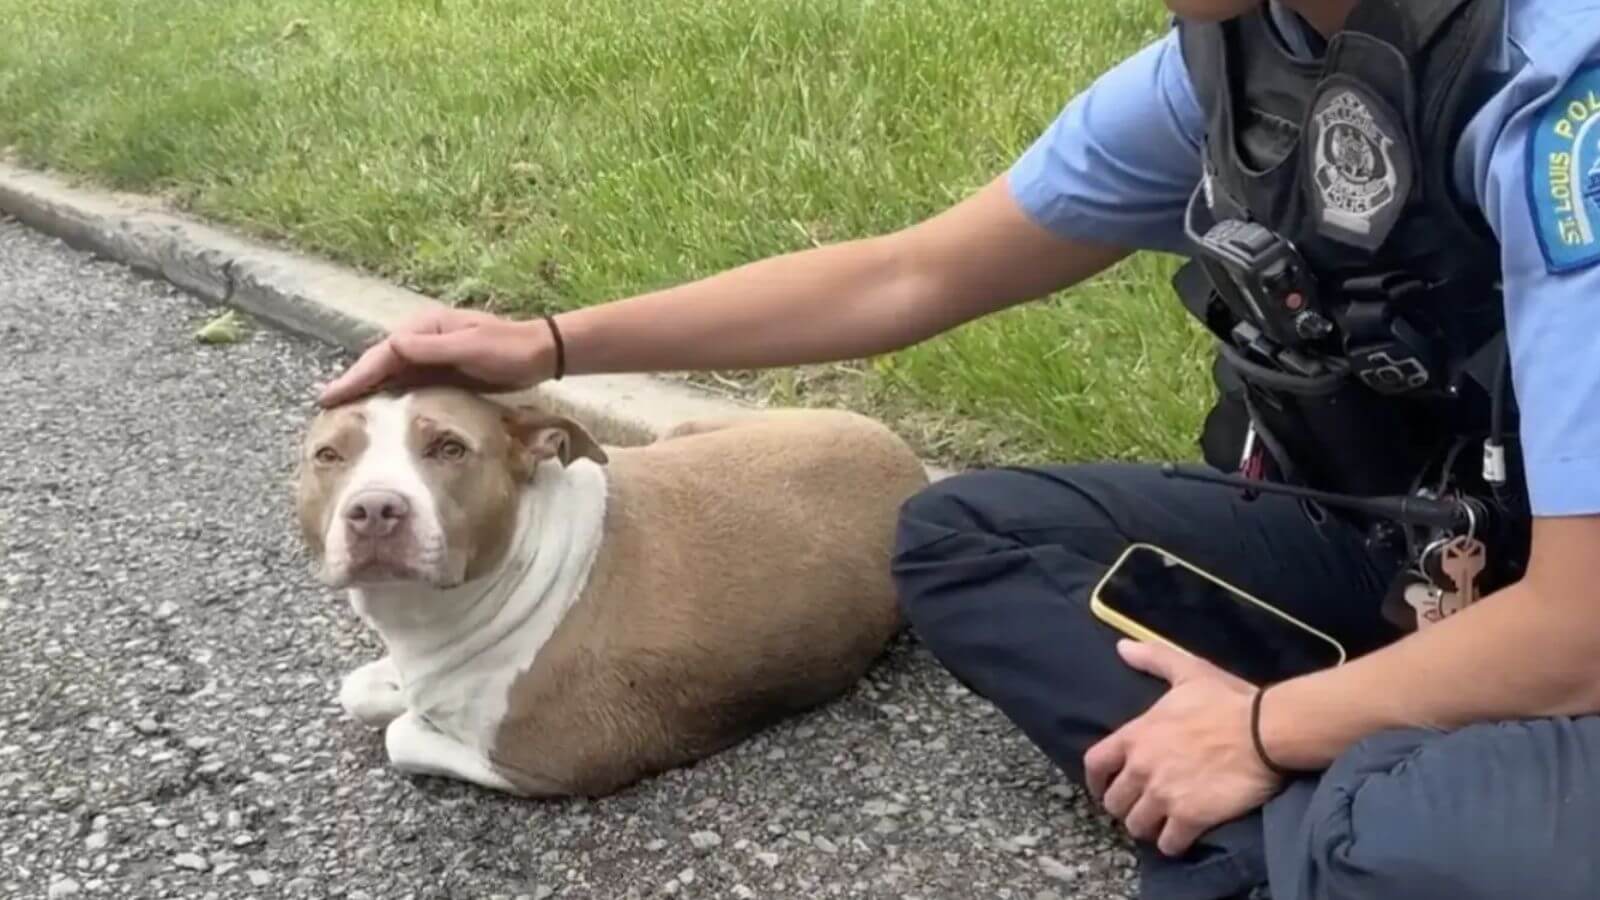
[
  {"xmin": 894, "ymin": 471, "xmax": 1001, "ymax": 569},
  {"xmin": 894, "ymin": 468, "xmax": 1101, "ymax": 553},
  {"xmin": 893, "ymin": 475, "xmax": 976, "ymax": 550},
  {"xmin": 890, "ymin": 468, "xmax": 1109, "ymax": 624},
  {"xmin": 892, "ymin": 474, "xmax": 986, "ymax": 626}
]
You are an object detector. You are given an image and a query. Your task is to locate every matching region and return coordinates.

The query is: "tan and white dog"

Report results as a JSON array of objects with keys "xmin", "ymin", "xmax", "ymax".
[{"xmin": 295, "ymin": 386, "xmax": 927, "ymax": 798}]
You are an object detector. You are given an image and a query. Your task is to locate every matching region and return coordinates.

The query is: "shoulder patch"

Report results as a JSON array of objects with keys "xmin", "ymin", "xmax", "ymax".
[{"xmin": 1528, "ymin": 63, "xmax": 1600, "ymax": 273}]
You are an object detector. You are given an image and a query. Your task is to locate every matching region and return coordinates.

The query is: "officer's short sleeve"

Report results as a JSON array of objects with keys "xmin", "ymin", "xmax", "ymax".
[
  {"xmin": 1476, "ymin": 44, "xmax": 1600, "ymax": 516},
  {"xmin": 1006, "ymin": 28, "xmax": 1206, "ymax": 255}
]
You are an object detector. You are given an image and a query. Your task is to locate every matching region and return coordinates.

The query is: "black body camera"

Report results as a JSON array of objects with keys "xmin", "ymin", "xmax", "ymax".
[{"xmin": 1197, "ymin": 220, "xmax": 1333, "ymax": 354}]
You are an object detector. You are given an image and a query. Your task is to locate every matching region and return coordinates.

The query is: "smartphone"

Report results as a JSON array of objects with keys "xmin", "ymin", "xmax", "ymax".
[{"xmin": 1089, "ymin": 542, "xmax": 1346, "ymax": 685}]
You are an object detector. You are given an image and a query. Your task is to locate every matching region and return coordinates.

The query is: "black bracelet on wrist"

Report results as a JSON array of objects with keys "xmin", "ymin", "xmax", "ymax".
[
  {"xmin": 541, "ymin": 313, "xmax": 565, "ymax": 381},
  {"xmin": 1251, "ymin": 686, "xmax": 1293, "ymax": 778}
]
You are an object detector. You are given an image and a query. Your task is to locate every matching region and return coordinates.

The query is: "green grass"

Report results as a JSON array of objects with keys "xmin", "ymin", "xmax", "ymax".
[{"xmin": 0, "ymin": 0, "xmax": 1216, "ymax": 467}]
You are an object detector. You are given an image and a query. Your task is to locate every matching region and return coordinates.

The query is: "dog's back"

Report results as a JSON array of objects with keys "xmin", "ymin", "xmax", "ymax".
[{"xmin": 491, "ymin": 410, "xmax": 929, "ymax": 796}]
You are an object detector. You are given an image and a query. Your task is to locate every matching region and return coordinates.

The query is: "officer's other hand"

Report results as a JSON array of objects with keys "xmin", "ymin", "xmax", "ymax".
[
  {"xmin": 318, "ymin": 308, "xmax": 554, "ymax": 407},
  {"xmin": 1083, "ymin": 640, "xmax": 1282, "ymax": 857}
]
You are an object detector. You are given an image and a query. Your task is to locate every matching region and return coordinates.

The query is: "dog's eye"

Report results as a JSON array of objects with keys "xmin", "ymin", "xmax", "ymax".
[
  {"xmin": 434, "ymin": 438, "xmax": 468, "ymax": 461},
  {"xmin": 314, "ymin": 446, "xmax": 342, "ymax": 465}
]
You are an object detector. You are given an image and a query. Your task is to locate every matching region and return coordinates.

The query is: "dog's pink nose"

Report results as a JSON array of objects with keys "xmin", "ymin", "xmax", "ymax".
[{"xmin": 344, "ymin": 490, "xmax": 410, "ymax": 538}]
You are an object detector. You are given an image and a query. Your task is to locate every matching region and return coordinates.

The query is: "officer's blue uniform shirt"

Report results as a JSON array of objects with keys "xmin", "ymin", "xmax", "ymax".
[{"xmin": 1008, "ymin": 0, "xmax": 1600, "ymax": 517}]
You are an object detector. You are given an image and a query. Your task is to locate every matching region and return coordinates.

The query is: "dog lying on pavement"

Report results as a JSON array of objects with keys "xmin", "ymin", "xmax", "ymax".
[{"xmin": 294, "ymin": 386, "xmax": 928, "ymax": 798}]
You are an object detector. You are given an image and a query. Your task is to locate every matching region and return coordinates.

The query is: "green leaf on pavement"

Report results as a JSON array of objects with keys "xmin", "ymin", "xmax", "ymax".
[{"xmin": 194, "ymin": 310, "xmax": 245, "ymax": 345}]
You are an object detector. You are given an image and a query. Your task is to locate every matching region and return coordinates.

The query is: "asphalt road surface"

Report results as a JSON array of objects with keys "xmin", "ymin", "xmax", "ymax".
[{"xmin": 0, "ymin": 219, "xmax": 1138, "ymax": 900}]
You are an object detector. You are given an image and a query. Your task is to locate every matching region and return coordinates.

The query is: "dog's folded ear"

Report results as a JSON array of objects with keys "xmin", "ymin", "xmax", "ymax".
[{"xmin": 503, "ymin": 404, "xmax": 609, "ymax": 473}]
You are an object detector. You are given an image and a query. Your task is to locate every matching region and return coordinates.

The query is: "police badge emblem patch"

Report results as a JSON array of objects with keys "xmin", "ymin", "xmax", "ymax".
[
  {"xmin": 1529, "ymin": 63, "xmax": 1600, "ymax": 273},
  {"xmin": 1305, "ymin": 80, "xmax": 1413, "ymax": 251}
]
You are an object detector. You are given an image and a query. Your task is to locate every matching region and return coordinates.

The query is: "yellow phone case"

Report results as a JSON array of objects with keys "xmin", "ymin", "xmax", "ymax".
[{"xmin": 1088, "ymin": 542, "xmax": 1347, "ymax": 667}]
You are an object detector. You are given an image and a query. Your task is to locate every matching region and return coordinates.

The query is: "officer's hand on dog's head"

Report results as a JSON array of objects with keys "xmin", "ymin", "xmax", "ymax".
[{"xmin": 319, "ymin": 309, "xmax": 556, "ymax": 408}]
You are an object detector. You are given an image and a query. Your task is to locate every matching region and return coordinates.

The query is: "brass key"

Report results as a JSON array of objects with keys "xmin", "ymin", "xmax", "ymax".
[{"xmin": 1437, "ymin": 536, "xmax": 1487, "ymax": 618}]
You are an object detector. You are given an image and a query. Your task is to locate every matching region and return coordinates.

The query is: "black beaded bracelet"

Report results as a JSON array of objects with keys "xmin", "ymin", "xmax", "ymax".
[
  {"xmin": 1251, "ymin": 686, "xmax": 1293, "ymax": 778},
  {"xmin": 541, "ymin": 313, "xmax": 565, "ymax": 381}
]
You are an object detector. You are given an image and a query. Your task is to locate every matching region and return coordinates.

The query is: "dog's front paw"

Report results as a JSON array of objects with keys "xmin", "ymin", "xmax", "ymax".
[{"xmin": 339, "ymin": 657, "xmax": 405, "ymax": 728}]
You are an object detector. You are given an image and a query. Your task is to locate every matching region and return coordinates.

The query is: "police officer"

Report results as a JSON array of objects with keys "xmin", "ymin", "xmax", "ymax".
[{"xmin": 322, "ymin": 1, "xmax": 1600, "ymax": 897}]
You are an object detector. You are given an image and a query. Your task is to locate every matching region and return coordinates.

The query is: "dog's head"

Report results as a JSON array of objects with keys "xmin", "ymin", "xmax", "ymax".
[{"xmin": 295, "ymin": 386, "xmax": 606, "ymax": 590}]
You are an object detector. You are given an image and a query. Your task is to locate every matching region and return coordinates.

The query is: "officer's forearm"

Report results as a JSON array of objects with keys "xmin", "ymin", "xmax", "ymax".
[{"xmin": 1258, "ymin": 573, "xmax": 1600, "ymax": 771}]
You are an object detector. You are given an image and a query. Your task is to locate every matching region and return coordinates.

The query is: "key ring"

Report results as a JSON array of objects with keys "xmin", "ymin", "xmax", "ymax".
[
  {"xmin": 1461, "ymin": 499, "xmax": 1478, "ymax": 546},
  {"xmin": 1419, "ymin": 534, "xmax": 1453, "ymax": 574}
]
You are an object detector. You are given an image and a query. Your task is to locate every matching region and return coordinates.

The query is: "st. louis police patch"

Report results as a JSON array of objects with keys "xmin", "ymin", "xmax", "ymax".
[{"xmin": 1529, "ymin": 64, "xmax": 1600, "ymax": 273}]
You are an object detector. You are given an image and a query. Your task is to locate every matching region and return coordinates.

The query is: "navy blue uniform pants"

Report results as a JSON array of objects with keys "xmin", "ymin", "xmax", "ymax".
[{"xmin": 892, "ymin": 462, "xmax": 1600, "ymax": 900}]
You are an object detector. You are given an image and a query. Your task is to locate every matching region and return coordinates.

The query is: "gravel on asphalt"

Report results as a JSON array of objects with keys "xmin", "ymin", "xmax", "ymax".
[{"xmin": 0, "ymin": 218, "xmax": 1139, "ymax": 899}]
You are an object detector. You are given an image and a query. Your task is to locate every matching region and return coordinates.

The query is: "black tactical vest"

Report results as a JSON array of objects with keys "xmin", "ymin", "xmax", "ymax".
[{"xmin": 1171, "ymin": 0, "xmax": 1531, "ymax": 583}]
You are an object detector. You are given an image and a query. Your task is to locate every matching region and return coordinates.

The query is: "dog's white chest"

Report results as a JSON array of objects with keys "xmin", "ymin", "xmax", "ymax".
[{"xmin": 402, "ymin": 597, "xmax": 575, "ymax": 752}]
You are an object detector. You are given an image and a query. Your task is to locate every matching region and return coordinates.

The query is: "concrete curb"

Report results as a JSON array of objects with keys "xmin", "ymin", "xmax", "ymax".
[{"xmin": 0, "ymin": 162, "xmax": 952, "ymax": 476}]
